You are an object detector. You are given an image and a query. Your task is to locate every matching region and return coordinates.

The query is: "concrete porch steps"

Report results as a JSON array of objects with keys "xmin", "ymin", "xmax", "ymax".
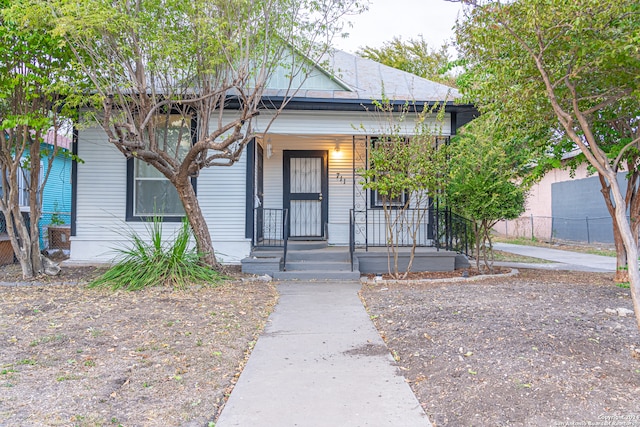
[
  {"xmin": 277, "ymin": 245, "xmax": 359, "ymax": 281},
  {"xmin": 242, "ymin": 242, "xmax": 360, "ymax": 281},
  {"xmin": 287, "ymin": 240, "xmax": 329, "ymax": 251}
]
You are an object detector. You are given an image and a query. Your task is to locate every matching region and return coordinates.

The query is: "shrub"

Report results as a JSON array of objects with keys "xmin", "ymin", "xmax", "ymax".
[{"xmin": 89, "ymin": 217, "xmax": 227, "ymax": 290}]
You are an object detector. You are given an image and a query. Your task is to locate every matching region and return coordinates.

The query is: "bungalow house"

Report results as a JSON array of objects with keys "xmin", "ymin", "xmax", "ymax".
[{"xmin": 69, "ymin": 50, "xmax": 476, "ymax": 278}]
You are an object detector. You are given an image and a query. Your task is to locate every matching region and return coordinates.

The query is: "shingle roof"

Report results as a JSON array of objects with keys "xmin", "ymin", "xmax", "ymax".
[{"xmin": 262, "ymin": 49, "xmax": 459, "ymax": 103}]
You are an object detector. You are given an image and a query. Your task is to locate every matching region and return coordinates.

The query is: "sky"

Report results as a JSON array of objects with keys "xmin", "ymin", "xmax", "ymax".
[{"xmin": 333, "ymin": 0, "xmax": 465, "ymax": 54}]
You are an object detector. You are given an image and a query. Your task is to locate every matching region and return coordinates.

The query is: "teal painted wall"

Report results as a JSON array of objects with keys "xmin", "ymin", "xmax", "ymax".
[
  {"xmin": 39, "ymin": 146, "xmax": 72, "ymax": 248},
  {"xmin": 42, "ymin": 149, "xmax": 72, "ymax": 216}
]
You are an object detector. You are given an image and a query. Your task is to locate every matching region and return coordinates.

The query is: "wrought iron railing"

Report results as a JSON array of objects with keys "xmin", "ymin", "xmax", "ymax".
[
  {"xmin": 434, "ymin": 208, "xmax": 473, "ymax": 256},
  {"xmin": 253, "ymin": 208, "xmax": 286, "ymax": 247},
  {"xmin": 350, "ymin": 208, "xmax": 432, "ymax": 249},
  {"xmin": 349, "ymin": 209, "xmax": 355, "ymax": 271},
  {"xmin": 349, "ymin": 207, "xmax": 473, "ymax": 267},
  {"xmin": 253, "ymin": 207, "xmax": 289, "ymax": 269},
  {"xmin": 282, "ymin": 209, "xmax": 289, "ymax": 271}
]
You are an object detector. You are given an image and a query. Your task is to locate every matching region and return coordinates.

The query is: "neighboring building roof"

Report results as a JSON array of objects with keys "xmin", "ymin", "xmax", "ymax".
[
  {"xmin": 561, "ymin": 148, "xmax": 582, "ymax": 161},
  {"xmin": 43, "ymin": 130, "xmax": 72, "ymax": 150},
  {"xmin": 262, "ymin": 49, "xmax": 460, "ymax": 105}
]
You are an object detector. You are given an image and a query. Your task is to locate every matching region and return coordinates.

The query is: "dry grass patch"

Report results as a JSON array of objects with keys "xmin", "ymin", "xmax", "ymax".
[{"xmin": 0, "ymin": 278, "xmax": 277, "ymax": 426}]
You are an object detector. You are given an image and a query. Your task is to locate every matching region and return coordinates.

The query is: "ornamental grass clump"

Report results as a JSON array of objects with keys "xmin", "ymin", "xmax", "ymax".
[{"xmin": 89, "ymin": 217, "xmax": 227, "ymax": 291}]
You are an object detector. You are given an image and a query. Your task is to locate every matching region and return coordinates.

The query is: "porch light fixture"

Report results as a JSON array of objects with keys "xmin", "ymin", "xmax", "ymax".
[{"xmin": 332, "ymin": 139, "xmax": 343, "ymax": 159}]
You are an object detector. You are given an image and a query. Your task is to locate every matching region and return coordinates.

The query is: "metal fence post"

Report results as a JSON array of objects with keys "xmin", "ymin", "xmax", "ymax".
[
  {"xmin": 586, "ymin": 216, "xmax": 590, "ymax": 244},
  {"xmin": 531, "ymin": 214, "xmax": 534, "ymax": 240}
]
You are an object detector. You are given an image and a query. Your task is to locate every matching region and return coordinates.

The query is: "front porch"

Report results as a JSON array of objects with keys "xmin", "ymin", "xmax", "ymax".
[
  {"xmin": 241, "ymin": 241, "xmax": 466, "ymax": 280},
  {"xmin": 241, "ymin": 127, "xmax": 473, "ymax": 279},
  {"xmin": 241, "ymin": 204, "xmax": 472, "ymax": 279}
]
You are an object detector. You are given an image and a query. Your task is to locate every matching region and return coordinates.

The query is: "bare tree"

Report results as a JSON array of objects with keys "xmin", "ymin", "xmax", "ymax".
[{"xmin": 52, "ymin": 0, "xmax": 364, "ymax": 268}]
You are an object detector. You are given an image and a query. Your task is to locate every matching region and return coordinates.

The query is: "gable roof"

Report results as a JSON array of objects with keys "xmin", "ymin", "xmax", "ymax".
[{"xmin": 263, "ymin": 49, "xmax": 460, "ymax": 104}]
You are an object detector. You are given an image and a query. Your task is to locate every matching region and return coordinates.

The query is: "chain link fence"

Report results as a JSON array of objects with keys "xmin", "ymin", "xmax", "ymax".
[{"xmin": 496, "ymin": 215, "xmax": 619, "ymax": 245}]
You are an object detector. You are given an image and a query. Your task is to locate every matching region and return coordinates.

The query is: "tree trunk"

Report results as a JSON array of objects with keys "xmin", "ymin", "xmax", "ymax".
[
  {"xmin": 1, "ymin": 170, "xmax": 42, "ymax": 279},
  {"xmin": 628, "ymin": 169, "xmax": 640, "ymax": 279},
  {"xmin": 29, "ymin": 139, "xmax": 44, "ymax": 275},
  {"xmin": 4, "ymin": 205, "xmax": 37, "ymax": 279},
  {"xmin": 612, "ymin": 220, "xmax": 629, "ymax": 283},
  {"xmin": 173, "ymin": 177, "xmax": 219, "ymax": 269},
  {"xmin": 405, "ymin": 206, "xmax": 428, "ymax": 278},
  {"xmin": 608, "ymin": 173, "xmax": 640, "ymax": 331},
  {"xmin": 383, "ymin": 204, "xmax": 400, "ymax": 279},
  {"xmin": 598, "ymin": 173, "xmax": 631, "ymax": 283},
  {"xmin": 474, "ymin": 221, "xmax": 481, "ymax": 271},
  {"xmin": 484, "ymin": 221, "xmax": 494, "ymax": 274},
  {"xmin": 0, "ymin": 131, "xmax": 45, "ymax": 279}
]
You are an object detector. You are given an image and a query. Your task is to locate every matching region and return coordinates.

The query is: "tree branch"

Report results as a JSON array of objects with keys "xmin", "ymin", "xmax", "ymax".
[
  {"xmin": 139, "ymin": 87, "xmax": 233, "ymax": 131},
  {"xmin": 583, "ymin": 89, "xmax": 632, "ymax": 116},
  {"xmin": 613, "ymin": 136, "xmax": 640, "ymax": 170}
]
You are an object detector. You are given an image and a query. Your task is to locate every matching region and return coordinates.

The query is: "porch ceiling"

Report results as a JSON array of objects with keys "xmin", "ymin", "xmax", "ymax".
[{"xmin": 254, "ymin": 110, "xmax": 452, "ymax": 136}]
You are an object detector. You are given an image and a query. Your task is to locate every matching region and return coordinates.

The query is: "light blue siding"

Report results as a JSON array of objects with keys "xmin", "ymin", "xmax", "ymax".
[
  {"xmin": 39, "ymin": 145, "xmax": 72, "ymax": 247},
  {"xmin": 42, "ymin": 148, "xmax": 72, "ymax": 215}
]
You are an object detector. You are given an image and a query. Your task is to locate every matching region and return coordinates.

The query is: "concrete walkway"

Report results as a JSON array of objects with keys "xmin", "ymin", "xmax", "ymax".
[
  {"xmin": 493, "ymin": 242, "xmax": 617, "ymax": 272},
  {"xmin": 215, "ymin": 281, "xmax": 431, "ymax": 427}
]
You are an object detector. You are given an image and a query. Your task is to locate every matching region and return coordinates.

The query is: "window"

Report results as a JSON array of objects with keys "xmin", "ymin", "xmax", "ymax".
[
  {"xmin": 372, "ymin": 186, "xmax": 407, "ymax": 208},
  {"xmin": 370, "ymin": 136, "xmax": 409, "ymax": 209},
  {"xmin": 368, "ymin": 135, "xmax": 449, "ymax": 209},
  {"xmin": 17, "ymin": 161, "xmax": 44, "ymax": 208},
  {"xmin": 0, "ymin": 161, "xmax": 44, "ymax": 209},
  {"xmin": 126, "ymin": 114, "xmax": 195, "ymax": 221}
]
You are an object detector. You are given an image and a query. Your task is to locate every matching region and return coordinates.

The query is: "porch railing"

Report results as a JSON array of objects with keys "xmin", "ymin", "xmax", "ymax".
[
  {"xmin": 349, "ymin": 210, "xmax": 355, "ymax": 271},
  {"xmin": 282, "ymin": 209, "xmax": 289, "ymax": 270},
  {"xmin": 253, "ymin": 207, "xmax": 289, "ymax": 269},
  {"xmin": 351, "ymin": 208, "xmax": 433, "ymax": 249},
  {"xmin": 434, "ymin": 208, "xmax": 473, "ymax": 255},
  {"xmin": 349, "ymin": 207, "xmax": 473, "ymax": 269}
]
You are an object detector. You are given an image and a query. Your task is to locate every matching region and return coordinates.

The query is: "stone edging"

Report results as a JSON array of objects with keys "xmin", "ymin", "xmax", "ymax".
[
  {"xmin": 0, "ymin": 280, "xmax": 88, "ymax": 287},
  {"xmin": 359, "ymin": 268, "xmax": 519, "ymax": 285}
]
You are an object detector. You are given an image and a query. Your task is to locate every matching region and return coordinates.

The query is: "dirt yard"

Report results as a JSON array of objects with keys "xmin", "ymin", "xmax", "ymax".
[
  {"xmin": 3, "ymin": 264, "xmax": 640, "ymax": 427},
  {"xmin": 0, "ymin": 266, "xmax": 277, "ymax": 427},
  {"xmin": 360, "ymin": 269, "xmax": 640, "ymax": 427}
]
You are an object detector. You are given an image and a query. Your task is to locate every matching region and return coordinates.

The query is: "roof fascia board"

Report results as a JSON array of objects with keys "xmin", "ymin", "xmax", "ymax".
[{"xmin": 249, "ymin": 96, "xmax": 477, "ymax": 114}]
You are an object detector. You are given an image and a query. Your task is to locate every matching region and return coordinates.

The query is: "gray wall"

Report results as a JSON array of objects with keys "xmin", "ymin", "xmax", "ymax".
[{"xmin": 551, "ymin": 173, "xmax": 626, "ymax": 244}]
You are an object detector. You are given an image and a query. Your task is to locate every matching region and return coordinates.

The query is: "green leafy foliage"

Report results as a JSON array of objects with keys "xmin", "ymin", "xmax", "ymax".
[
  {"xmin": 456, "ymin": 0, "xmax": 640, "ymax": 161},
  {"xmin": 448, "ymin": 119, "xmax": 527, "ymax": 223},
  {"xmin": 49, "ymin": 201, "xmax": 65, "ymax": 225},
  {"xmin": 89, "ymin": 217, "xmax": 228, "ymax": 291},
  {"xmin": 0, "ymin": 0, "xmax": 81, "ymax": 278},
  {"xmin": 361, "ymin": 100, "xmax": 449, "ymax": 201},
  {"xmin": 447, "ymin": 115, "xmax": 529, "ymax": 271},
  {"xmin": 46, "ymin": 0, "xmax": 366, "ymax": 267},
  {"xmin": 455, "ymin": 0, "xmax": 640, "ymax": 326}
]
